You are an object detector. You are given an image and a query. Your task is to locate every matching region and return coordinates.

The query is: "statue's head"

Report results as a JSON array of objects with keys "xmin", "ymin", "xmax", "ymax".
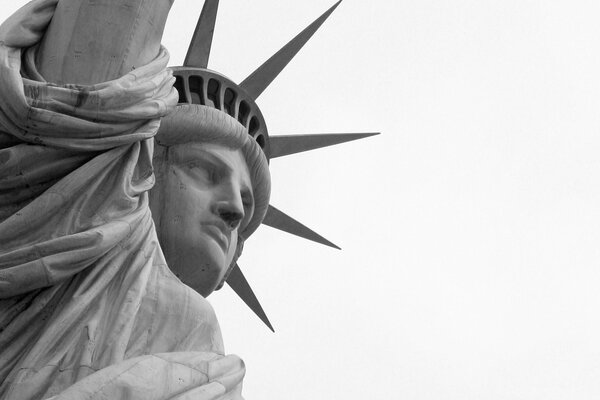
[
  {"xmin": 150, "ymin": 103, "xmax": 270, "ymax": 297},
  {"xmin": 147, "ymin": 0, "xmax": 375, "ymax": 330}
]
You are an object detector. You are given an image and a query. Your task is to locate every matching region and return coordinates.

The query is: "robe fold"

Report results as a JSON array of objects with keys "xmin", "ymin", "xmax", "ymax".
[{"xmin": 0, "ymin": 1, "xmax": 245, "ymax": 399}]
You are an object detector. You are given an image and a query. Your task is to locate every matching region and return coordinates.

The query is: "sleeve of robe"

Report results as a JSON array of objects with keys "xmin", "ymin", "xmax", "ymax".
[{"xmin": 0, "ymin": 1, "xmax": 245, "ymax": 399}]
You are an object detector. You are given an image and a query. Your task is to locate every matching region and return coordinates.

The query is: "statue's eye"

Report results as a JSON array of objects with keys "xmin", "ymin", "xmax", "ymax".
[
  {"xmin": 241, "ymin": 192, "xmax": 253, "ymax": 208},
  {"xmin": 241, "ymin": 190, "xmax": 254, "ymax": 223},
  {"xmin": 187, "ymin": 161, "xmax": 216, "ymax": 183},
  {"xmin": 208, "ymin": 167, "xmax": 219, "ymax": 184}
]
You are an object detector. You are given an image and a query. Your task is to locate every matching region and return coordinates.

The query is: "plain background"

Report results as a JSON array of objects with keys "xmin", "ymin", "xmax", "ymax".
[{"xmin": 4, "ymin": 0, "xmax": 600, "ymax": 399}]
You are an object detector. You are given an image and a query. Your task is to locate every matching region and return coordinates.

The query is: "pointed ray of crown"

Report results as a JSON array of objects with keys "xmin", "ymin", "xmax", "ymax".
[
  {"xmin": 226, "ymin": 264, "xmax": 274, "ymax": 332},
  {"xmin": 172, "ymin": 0, "xmax": 379, "ymax": 331}
]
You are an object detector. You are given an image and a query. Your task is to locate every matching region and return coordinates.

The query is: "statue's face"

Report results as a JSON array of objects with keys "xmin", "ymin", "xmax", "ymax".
[{"xmin": 154, "ymin": 142, "xmax": 255, "ymax": 297}]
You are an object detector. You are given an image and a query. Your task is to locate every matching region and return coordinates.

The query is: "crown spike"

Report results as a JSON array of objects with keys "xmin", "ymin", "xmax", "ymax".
[
  {"xmin": 263, "ymin": 205, "xmax": 341, "ymax": 249},
  {"xmin": 269, "ymin": 132, "xmax": 379, "ymax": 158},
  {"xmin": 226, "ymin": 264, "xmax": 274, "ymax": 332},
  {"xmin": 184, "ymin": 0, "xmax": 220, "ymax": 68},
  {"xmin": 240, "ymin": 0, "xmax": 342, "ymax": 100}
]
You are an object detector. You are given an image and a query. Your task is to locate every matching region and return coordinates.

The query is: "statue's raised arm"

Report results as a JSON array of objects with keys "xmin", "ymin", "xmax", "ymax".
[{"xmin": 36, "ymin": 0, "xmax": 172, "ymax": 85}]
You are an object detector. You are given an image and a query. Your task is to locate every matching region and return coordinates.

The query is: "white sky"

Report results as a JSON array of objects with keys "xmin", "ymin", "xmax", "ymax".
[{"xmin": 4, "ymin": 0, "xmax": 600, "ymax": 399}]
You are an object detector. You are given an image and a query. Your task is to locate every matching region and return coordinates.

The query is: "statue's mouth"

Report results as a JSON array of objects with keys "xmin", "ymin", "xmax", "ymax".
[{"xmin": 203, "ymin": 220, "xmax": 230, "ymax": 252}]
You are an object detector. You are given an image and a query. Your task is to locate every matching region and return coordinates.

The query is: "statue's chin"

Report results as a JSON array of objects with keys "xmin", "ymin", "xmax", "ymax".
[
  {"xmin": 170, "ymin": 262, "xmax": 222, "ymax": 298},
  {"xmin": 165, "ymin": 247, "xmax": 228, "ymax": 298},
  {"xmin": 195, "ymin": 282, "xmax": 219, "ymax": 298}
]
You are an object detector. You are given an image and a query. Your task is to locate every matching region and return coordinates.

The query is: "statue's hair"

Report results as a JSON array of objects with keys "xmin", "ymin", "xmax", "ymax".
[{"xmin": 154, "ymin": 104, "xmax": 271, "ymax": 240}]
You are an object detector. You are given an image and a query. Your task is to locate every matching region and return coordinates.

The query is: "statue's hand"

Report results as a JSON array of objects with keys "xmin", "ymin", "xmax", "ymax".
[{"xmin": 50, "ymin": 352, "xmax": 245, "ymax": 400}]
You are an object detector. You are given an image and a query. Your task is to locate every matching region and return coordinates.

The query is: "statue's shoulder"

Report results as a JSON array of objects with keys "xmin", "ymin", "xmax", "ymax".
[
  {"xmin": 158, "ymin": 265, "xmax": 220, "ymax": 324},
  {"xmin": 127, "ymin": 263, "xmax": 225, "ymax": 356}
]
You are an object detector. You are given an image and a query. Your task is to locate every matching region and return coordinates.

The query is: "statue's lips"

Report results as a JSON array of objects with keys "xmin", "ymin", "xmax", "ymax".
[{"xmin": 202, "ymin": 221, "xmax": 230, "ymax": 251}]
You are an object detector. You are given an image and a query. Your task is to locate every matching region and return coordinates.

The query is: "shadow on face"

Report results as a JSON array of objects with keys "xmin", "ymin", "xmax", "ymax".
[{"xmin": 150, "ymin": 142, "xmax": 255, "ymax": 297}]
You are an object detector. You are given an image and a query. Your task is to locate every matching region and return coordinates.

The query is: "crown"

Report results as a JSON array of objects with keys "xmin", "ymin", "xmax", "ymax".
[
  {"xmin": 171, "ymin": 67, "xmax": 272, "ymax": 158},
  {"xmin": 165, "ymin": 0, "xmax": 378, "ymax": 332}
]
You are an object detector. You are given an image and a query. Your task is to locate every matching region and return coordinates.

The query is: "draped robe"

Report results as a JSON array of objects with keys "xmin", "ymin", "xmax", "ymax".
[{"xmin": 0, "ymin": 1, "xmax": 245, "ymax": 399}]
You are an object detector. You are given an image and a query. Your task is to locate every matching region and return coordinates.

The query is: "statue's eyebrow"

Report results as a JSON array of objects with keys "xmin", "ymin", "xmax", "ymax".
[{"xmin": 183, "ymin": 148, "xmax": 234, "ymax": 174}]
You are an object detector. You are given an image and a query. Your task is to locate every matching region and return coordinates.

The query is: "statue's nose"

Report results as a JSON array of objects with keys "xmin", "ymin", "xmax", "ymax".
[
  {"xmin": 214, "ymin": 188, "xmax": 245, "ymax": 230},
  {"xmin": 218, "ymin": 208, "xmax": 244, "ymax": 229}
]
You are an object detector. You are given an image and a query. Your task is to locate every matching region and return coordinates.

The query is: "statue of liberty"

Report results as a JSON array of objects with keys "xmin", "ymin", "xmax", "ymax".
[{"xmin": 0, "ymin": 0, "xmax": 376, "ymax": 398}]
